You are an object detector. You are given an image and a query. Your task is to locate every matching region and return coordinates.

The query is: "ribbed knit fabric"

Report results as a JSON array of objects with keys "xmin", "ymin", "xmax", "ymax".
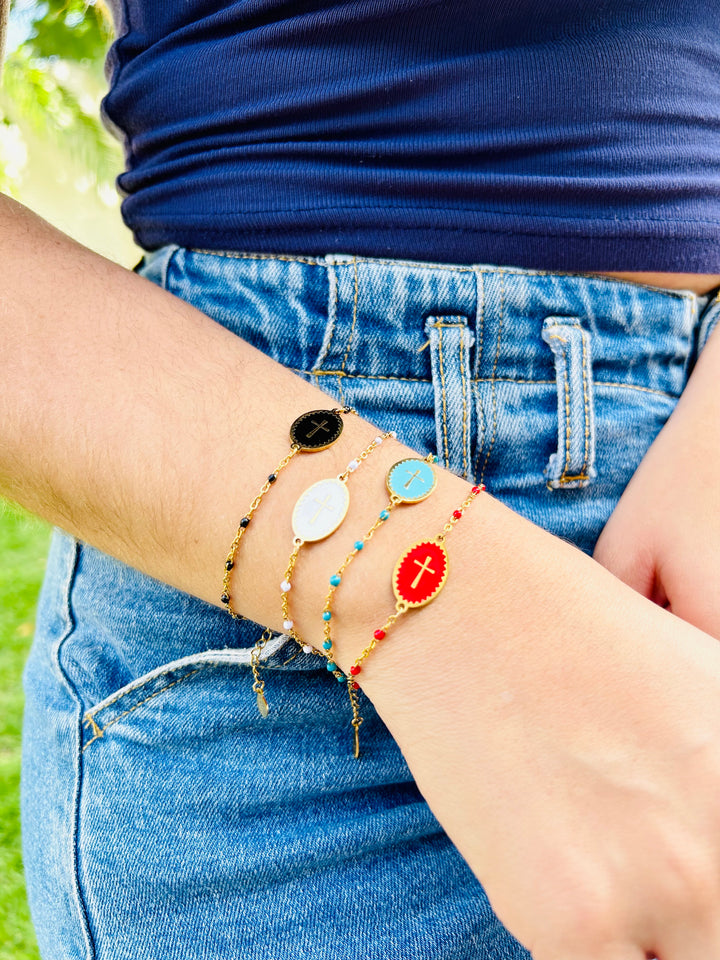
[{"xmin": 103, "ymin": 0, "xmax": 720, "ymax": 271}]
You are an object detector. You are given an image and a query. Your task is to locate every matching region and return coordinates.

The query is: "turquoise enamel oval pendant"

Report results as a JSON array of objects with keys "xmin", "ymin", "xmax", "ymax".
[{"xmin": 386, "ymin": 458, "xmax": 436, "ymax": 503}]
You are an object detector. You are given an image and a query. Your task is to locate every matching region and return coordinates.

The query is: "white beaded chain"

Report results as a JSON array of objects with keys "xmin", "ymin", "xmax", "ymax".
[{"xmin": 253, "ymin": 430, "xmax": 396, "ymax": 717}]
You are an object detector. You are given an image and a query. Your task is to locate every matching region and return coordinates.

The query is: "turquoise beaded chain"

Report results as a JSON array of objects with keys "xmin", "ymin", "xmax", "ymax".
[
  {"xmin": 316, "ymin": 454, "xmax": 439, "ymax": 682},
  {"xmin": 250, "ymin": 429, "xmax": 395, "ymax": 717},
  {"xmin": 320, "ymin": 471, "xmax": 484, "ymax": 758}
]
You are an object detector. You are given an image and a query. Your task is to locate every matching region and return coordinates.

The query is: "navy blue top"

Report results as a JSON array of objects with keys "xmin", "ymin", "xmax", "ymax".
[{"xmin": 103, "ymin": 0, "xmax": 720, "ymax": 271}]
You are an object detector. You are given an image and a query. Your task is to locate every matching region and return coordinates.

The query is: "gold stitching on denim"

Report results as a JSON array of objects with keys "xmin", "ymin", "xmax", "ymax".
[
  {"xmin": 192, "ymin": 249, "xmax": 477, "ymax": 271},
  {"xmin": 544, "ymin": 477, "xmax": 592, "ymax": 491},
  {"xmin": 188, "ymin": 250, "xmax": 694, "ymax": 300},
  {"xmin": 474, "ymin": 272, "xmax": 486, "ymax": 478},
  {"xmin": 313, "ymin": 259, "xmax": 346, "ymax": 405},
  {"xmin": 191, "ymin": 249, "xmax": 325, "ymax": 266},
  {"xmin": 475, "ymin": 272, "xmax": 485, "ymax": 378},
  {"xmin": 545, "ymin": 319, "xmax": 592, "ymax": 482},
  {"xmin": 316, "ymin": 258, "xmax": 340, "ymax": 368},
  {"xmin": 300, "ymin": 368, "xmax": 676, "ymax": 399},
  {"xmin": 593, "ymin": 380, "xmax": 671, "ymax": 398},
  {"xmin": 437, "ymin": 325, "xmax": 450, "ymax": 466},
  {"xmin": 85, "ymin": 715, "xmax": 102, "ymax": 738},
  {"xmin": 340, "ymin": 256, "xmax": 359, "ymax": 374},
  {"xmin": 460, "ymin": 330, "xmax": 469, "ymax": 479},
  {"xmin": 479, "ymin": 270, "xmax": 504, "ymax": 485},
  {"xmin": 82, "ymin": 670, "xmax": 202, "ymax": 752},
  {"xmin": 82, "ymin": 668, "xmax": 203, "ymax": 724},
  {"xmin": 427, "ymin": 317, "xmax": 466, "ymax": 469},
  {"xmin": 306, "ymin": 369, "xmax": 430, "ymax": 383},
  {"xmin": 580, "ymin": 329, "xmax": 591, "ymax": 478},
  {"xmin": 547, "ymin": 333, "xmax": 572, "ymax": 480}
]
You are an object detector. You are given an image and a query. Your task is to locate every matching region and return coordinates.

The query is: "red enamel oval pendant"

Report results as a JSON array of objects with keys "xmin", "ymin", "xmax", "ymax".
[{"xmin": 393, "ymin": 539, "xmax": 448, "ymax": 608}]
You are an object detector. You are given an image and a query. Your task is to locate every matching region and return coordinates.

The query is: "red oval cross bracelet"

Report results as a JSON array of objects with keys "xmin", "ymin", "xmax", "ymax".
[{"xmin": 346, "ymin": 482, "xmax": 484, "ymax": 758}]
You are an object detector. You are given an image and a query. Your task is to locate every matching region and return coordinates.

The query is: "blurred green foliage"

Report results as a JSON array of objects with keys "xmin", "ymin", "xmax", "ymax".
[
  {"xmin": 0, "ymin": 0, "xmax": 136, "ymax": 262},
  {"xmin": 0, "ymin": 0, "xmax": 120, "ymax": 198},
  {"xmin": 25, "ymin": 0, "xmax": 112, "ymax": 65},
  {"xmin": 0, "ymin": 504, "xmax": 51, "ymax": 960},
  {"xmin": 1, "ymin": 5, "xmax": 123, "ymax": 957}
]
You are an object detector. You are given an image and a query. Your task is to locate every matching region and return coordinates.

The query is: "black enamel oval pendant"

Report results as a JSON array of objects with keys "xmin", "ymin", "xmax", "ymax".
[{"xmin": 290, "ymin": 409, "xmax": 344, "ymax": 451}]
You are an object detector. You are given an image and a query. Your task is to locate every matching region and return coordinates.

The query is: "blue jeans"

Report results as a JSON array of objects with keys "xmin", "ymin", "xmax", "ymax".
[{"xmin": 22, "ymin": 248, "xmax": 720, "ymax": 959}]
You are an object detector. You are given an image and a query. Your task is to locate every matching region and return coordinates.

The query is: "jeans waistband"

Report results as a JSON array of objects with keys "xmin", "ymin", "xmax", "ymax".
[{"xmin": 140, "ymin": 246, "xmax": 719, "ymax": 398}]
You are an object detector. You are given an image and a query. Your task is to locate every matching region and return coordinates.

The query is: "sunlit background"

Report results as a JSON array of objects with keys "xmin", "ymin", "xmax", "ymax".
[
  {"xmin": 1, "ymin": 3, "xmax": 128, "ymax": 956},
  {"xmin": 1, "ymin": 0, "xmax": 136, "ymax": 263}
]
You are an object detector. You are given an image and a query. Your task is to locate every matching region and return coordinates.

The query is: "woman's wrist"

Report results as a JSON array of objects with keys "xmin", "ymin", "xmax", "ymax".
[
  {"xmin": 352, "ymin": 485, "xmax": 640, "ymax": 746},
  {"xmin": 231, "ymin": 412, "xmax": 472, "ymax": 649}
]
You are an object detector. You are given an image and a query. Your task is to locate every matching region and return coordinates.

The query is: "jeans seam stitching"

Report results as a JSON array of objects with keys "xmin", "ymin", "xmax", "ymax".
[
  {"xmin": 593, "ymin": 379, "xmax": 673, "ymax": 398},
  {"xmin": 474, "ymin": 271, "xmax": 486, "ymax": 476},
  {"xmin": 460, "ymin": 331, "xmax": 469, "ymax": 479},
  {"xmin": 313, "ymin": 259, "xmax": 341, "ymax": 397},
  {"xmin": 189, "ymin": 248, "xmax": 697, "ymax": 300},
  {"xmin": 191, "ymin": 249, "xmax": 325, "ymax": 266},
  {"xmin": 580, "ymin": 330, "xmax": 591, "ymax": 479},
  {"xmin": 308, "ymin": 370, "xmax": 431, "ymax": 383},
  {"xmin": 300, "ymin": 369, "xmax": 676, "ymax": 398},
  {"xmin": 547, "ymin": 333, "xmax": 572, "ymax": 480},
  {"xmin": 48, "ymin": 538, "xmax": 97, "ymax": 959},
  {"xmin": 428, "ymin": 317, "xmax": 469, "ymax": 475},
  {"xmin": 479, "ymin": 269, "xmax": 504, "ymax": 485},
  {"xmin": 438, "ymin": 326, "xmax": 450, "ymax": 466},
  {"xmin": 81, "ymin": 669, "xmax": 202, "ymax": 752},
  {"xmin": 545, "ymin": 319, "xmax": 593, "ymax": 482},
  {"xmin": 340, "ymin": 256, "xmax": 360, "ymax": 376}
]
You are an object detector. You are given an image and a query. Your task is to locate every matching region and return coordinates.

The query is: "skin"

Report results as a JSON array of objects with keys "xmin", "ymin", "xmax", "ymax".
[
  {"xmin": 597, "ymin": 272, "xmax": 720, "ymax": 294},
  {"xmin": 593, "ymin": 310, "xmax": 720, "ymax": 635},
  {"xmin": 4, "ymin": 193, "xmax": 720, "ymax": 960}
]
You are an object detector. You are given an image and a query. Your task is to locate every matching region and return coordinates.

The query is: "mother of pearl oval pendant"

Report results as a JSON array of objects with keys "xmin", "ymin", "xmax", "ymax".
[{"xmin": 292, "ymin": 478, "xmax": 350, "ymax": 542}]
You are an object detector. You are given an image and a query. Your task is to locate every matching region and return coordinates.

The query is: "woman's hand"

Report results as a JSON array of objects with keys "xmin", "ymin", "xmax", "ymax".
[
  {"xmin": 593, "ymin": 320, "xmax": 720, "ymax": 638},
  {"xmin": 354, "ymin": 494, "xmax": 720, "ymax": 960}
]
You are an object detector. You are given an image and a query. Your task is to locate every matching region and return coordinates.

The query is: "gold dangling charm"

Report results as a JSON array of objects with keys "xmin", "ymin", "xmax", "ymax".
[
  {"xmin": 348, "ymin": 679, "xmax": 363, "ymax": 759},
  {"xmin": 250, "ymin": 627, "xmax": 274, "ymax": 717}
]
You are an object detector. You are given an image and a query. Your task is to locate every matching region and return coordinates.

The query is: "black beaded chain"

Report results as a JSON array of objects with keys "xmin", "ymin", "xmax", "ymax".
[{"xmin": 221, "ymin": 407, "xmax": 354, "ymax": 619}]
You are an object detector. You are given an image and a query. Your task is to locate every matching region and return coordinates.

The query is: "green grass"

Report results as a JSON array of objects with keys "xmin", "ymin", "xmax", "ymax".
[{"xmin": 0, "ymin": 501, "xmax": 51, "ymax": 960}]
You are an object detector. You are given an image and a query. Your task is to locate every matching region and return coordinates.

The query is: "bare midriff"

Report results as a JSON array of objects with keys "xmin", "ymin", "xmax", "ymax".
[{"xmin": 592, "ymin": 271, "xmax": 720, "ymax": 295}]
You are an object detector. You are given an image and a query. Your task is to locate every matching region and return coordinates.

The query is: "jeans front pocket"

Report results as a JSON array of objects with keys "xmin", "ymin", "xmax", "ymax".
[
  {"xmin": 80, "ymin": 643, "xmax": 289, "ymax": 752},
  {"xmin": 542, "ymin": 316, "xmax": 597, "ymax": 490}
]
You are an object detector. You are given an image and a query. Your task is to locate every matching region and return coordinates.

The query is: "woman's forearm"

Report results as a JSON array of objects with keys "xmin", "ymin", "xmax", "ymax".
[{"xmin": 0, "ymin": 193, "xmax": 473, "ymax": 642}]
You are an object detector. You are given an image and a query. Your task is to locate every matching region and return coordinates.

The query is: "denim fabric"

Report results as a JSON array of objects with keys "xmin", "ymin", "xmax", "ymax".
[{"xmin": 22, "ymin": 248, "xmax": 720, "ymax": 960}]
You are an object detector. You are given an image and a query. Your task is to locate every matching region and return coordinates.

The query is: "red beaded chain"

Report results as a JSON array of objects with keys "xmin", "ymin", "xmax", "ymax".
[{"xmin": 346, "ymin": 483, "xmax": 485, "ymax": 758}]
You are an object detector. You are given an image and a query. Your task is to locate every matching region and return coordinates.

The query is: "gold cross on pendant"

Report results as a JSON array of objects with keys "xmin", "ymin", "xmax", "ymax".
[
  {"xmin": 306, "ymin": 419, "xmax": 330, "ymax": 439},
  {"xmin": 411, "ymin": 555, "xmax": 436, "ymax": 590},
  {"xmin": 309, "ymin": 493, "xmax": 335, "ymax": 525}
]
